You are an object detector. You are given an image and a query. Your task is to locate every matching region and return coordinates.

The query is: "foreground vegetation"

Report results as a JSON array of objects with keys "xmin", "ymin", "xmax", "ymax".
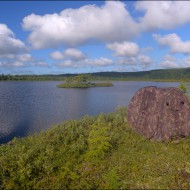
[
  {"xmin": 1, "ymin": 107, "xmax": 190, "ymax": 189},
  {"xmin": 57, "ymin": 75, "xmax": 113, "ymax": 88}
]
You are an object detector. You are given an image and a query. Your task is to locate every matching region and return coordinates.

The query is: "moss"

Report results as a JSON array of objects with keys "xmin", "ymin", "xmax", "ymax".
[{"xmin": 1, "ymin": 107, "xmax": 190, "ymax": 188}]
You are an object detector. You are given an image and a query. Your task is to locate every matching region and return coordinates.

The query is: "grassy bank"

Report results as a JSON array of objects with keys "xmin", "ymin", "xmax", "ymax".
[
  {"xmin": 1, "ymin": 107, "xmax": 190, "ymax": 189},
  {"xmin": 57, "ymin": 82, "xmax": 113, "ymax": 88}
]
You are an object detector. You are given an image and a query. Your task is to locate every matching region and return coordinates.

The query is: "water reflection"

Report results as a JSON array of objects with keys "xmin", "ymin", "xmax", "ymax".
[{"xmin": 0, "ymin": 81, "xmax": 179, "ymax": 144}]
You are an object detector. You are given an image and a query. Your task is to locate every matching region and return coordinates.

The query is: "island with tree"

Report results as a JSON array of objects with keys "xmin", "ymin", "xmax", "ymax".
[{"xmin": 57, "ymin": 74, "xmax": 113, "ymax": 88}]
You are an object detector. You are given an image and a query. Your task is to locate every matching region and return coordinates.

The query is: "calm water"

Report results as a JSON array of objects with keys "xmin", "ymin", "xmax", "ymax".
[{"xmin": 0, "ymin": 81, "xmax": 179, "ymax": 144}]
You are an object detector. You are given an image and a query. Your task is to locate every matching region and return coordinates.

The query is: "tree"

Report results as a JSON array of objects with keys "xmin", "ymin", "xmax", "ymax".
[
  {"xmin": 65, "ymin": 77, "xmax": 74, "ymax": 83},
  {"xmin": 74, "ymin": 75, "xmax": 90, "ymax": 83},
  {"xmin": 65, "ymin": 74, "xmax": 91, "ymax": 84}
]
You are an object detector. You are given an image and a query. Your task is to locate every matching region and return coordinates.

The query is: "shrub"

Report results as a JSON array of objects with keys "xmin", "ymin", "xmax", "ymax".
[{"xmin": 178, "ymin": 83, "xmax": 187, "ymax": 93}]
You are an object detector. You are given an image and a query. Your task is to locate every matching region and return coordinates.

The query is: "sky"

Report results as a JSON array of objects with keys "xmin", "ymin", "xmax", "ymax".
[{"xmin": 2, "ymin": 1, "xmax": 190, "ymax": 74}]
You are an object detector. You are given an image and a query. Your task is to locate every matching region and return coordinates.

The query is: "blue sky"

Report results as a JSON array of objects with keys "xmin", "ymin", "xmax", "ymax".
[{"xmin": 1, "ymin": 1, "xmax": 190, "ymax": 74}]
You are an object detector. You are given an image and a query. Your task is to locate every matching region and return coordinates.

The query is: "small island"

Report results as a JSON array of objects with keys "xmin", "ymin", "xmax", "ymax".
[{"xmin": 57, "ymin": 74, "xmax": 113, "ymax": 88}]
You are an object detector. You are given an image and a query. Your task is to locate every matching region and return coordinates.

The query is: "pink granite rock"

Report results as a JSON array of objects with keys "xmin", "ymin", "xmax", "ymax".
[{"xmin": 127, "ymin": 86, "xmax": 190, "ymax": 141}]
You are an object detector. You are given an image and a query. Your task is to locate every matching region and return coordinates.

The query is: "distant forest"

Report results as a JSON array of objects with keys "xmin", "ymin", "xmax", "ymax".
[{"xmin": 1, "ymin": 68, "xmax": 190, "ymax": 81}]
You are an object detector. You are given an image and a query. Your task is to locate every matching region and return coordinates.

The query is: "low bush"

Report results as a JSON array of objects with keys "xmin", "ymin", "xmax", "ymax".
[{"xmin": 1, "ymin": 107, "xmax": 190, "ymax": 189}]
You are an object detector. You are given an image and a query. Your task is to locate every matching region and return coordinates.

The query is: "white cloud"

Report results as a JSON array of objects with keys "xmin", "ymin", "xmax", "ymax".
[
  {"xmin": 0, "ymin": 60, "xmax": 25, "ymax": 67},
  {"xmin": 17, "ymin": 54, "xmax": 33, "ymax": 62},
  {"xmin": 59, "ymin": 60, "xmax": 79, "ymax": 68},
  {"xmin": 138, "ymin": 54, "xmax": 152, "ymax": 66},
  {"xmin": 160, "ymin": 55, "xmax": 179, "ymax": 69},
  {"xmin": 107, "ymin": 42, "xmax": 139, "ymax": 57},
  {"xmin": 30, "ymin": 60, "xmax": 49, "ymax": 67},
  {"xmin": 12, "ymin": 61, "xmax": 25, "ymax": 67},
  {"xmin": 183, "ymin": 58, "xmax": 190, "ymax": 67},
  {"xmin": 153, "ymin": 33, "xmax": 190, "ymax": 54},
  {"xmin": 22, "ymin": 1, "xmax": 138, "ymax": 49},
  {"xmin": 85, "ymin": 57, "xmax": 113, "ymax": 67},
  {"xmin": 50, "ymin": 51, "xmax": 64, "ymax": 60},
  {"xmin": 135, "ymin": 1, "xmax": 190, "ymax": 31},
  {"xmin": 106, "ymin": 40, "xmax": 152, "ymax": 69},
  {"xmin": 0, "ymin": 24, "xmax": 32, "ymax": 68},
  {"xmin": 35, "ymin": 61, "xmax": 49, "ymax": 67},
  {"xmin": 118, "ymin": 54, "xmax": 152, "ymax": 69},
  {"xmin": 57, "ymin": 57, "xmax": 113, "ymax": 68},
  {"xmin": 118, "ymin": 57, "xmax": 136, "ymax": 65},
  {"xmin": 160, "ymin": 55, "xmax": 190, "ymax": 69},
  {"xmin": 50, "ymin": 48, "xmax": 86, "ymax": 61},
  {"xmin": 0, "ymin": 24, "xmax": 26, "ymax": 55},
  {"xmin": 0, "ymin": 53, "xmax": 33, "ymax": 68},
  {"xmin": 160, "ymin": 60, "xmax": 179, "ymax": 69},
  {"xmin": 22, "ymin": 1, "xmax": 190, "ymax": 50},
  {"xmin": 64, "ymin": 48, "xmax": 86, "ymax": 60}
]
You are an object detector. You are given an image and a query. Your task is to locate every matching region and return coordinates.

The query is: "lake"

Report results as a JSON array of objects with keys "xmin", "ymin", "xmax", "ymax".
[{"xmin": 0, "ymin": 81, "xmax": 179, "ymax": 144}]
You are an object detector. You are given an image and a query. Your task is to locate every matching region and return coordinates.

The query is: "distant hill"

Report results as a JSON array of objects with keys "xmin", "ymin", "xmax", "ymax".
[
  {"xmin": 59, "ymin": 68, "xmax": 190, "ymax": 81},
  {"xmin": 88, "ymin": 68, "xmax": 190, "ymax": 81},
  {"xmin": 1, "ymin": 68, "xmax": 190, "ymax": 81}
]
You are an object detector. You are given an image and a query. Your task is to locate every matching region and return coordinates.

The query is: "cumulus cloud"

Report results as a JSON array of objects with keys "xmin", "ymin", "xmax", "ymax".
[
  {"xmin": 183, "ymin": 58, "xmax": 190, "ymax": 67},
  {"xmin": 85, "ymin": 57, "xmax": 113, "ymax": 67},
  {"xmin": 118, "ymin": 57, "xmax": 136, "ymax": 66},
  {"xmin": 135, "ymin": 1, "xmax": 190, "ymax": 31},
  {"xmin": 0, "ymin": 53, "xmax": 33, "ymax": 68},
  {"xmin": 59, "ymin": 60, "xmax": 76, "ymax": 68},
  {"xmin": 17, "ymin": 54, "xmax": 33, "ymax": 62},
  {"xmin": 22, "ymin": 1, "xmax": 138, "ymax": 49},
  {"xmin": 0, "ymin": 60, "xmax": 25, "ymax": 67},
  {"xmin": 163, "ymin": 61, "xmax": 182, "ymax": 69},
  {"xmin": 138, "ymin": 54, "xmax": 152, "ymax": 66},
  {"xmin": 33, "ymin": 61, "xmax": 49, "ymax": 67},
  {"xmin": 160, "ymin": 55, "xmax": 179, "ymax": 69},
  {"xmin": 118, "ymin": 54, "xmax": 152, "ymax": 69},
  {"xmin": 0, "ymin": 23, "xmax": 32, "ymax": 68},
  {"xmin": 22, "ymin": 1, "xmax": 190, "ymax": 50},
  {"xmin": 107, "ymin": 42, "xmax": 139, "ymax": 57},
  {"xmin": 50, "ymin": 48, "xmax": 86, "ymax": 61},
  {"xmin": 0, "ymin": 24, "xmax": 26, "ymax": 55},
  {"xmin": 160, "ymin": 55, "xmax": 190, "ymax": 69},
  {"xmin": 64, "ymin": 48, "xmax": 86, "ymax": 60},
  {"xmin": 57, "ymin": 57, "xmax": 113, "ymax": 68},
  {"xmin": 153, "ymin": 33, "xmax": 190, "ymax": 54},
  {"xmin": 50, "ymin": 51, "xmax": 64, "ymax": 60},
  {"xmin": 106, "ymin": 40, "xmax": 152, "ymax": 69}
]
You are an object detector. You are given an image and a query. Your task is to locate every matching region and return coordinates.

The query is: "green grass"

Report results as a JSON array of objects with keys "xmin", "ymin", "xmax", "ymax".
[
  {"xmin": 57, "ymin": 82, "xmax": 113, "ymax": 88},
  {"xmin": 1, "ymin": 107, "xmax": 190, "ymax": 189}
]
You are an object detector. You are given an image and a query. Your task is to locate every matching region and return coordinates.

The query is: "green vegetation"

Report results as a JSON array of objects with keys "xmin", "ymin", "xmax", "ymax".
[
  {"xmin": 0, "ymin": 74, "xmax": 65, "ymax": 81},
  {"xmin": 90, "ymin": 68, "xmax": 190, "ymax": 82},
  {"xmin": 57, "ymin": 74, "xmax": 113, "ymax": 88},
  {"xmin": 1, "ymin": 107, "xmax": 190, "ymax": 188},
  {"xmin": 2, "ymin": 67, "xmax": 190, "ymax": 82},
  {"xmin": 178, "ymin": 83, "xmax": 188, "ymax": 93},
  {"xmin": 57, "ymin": 82, "xmax": 113, "ymax": 88}
]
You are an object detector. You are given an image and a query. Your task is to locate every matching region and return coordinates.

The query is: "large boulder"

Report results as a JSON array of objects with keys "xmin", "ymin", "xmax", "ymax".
[{"xmin": 127, "ymin": 86, "xmax": 190, "ymax": 141}]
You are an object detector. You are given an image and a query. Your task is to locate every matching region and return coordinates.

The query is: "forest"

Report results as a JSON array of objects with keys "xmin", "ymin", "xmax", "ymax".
[{"xmin": 1, "ymin": 67, "xmax": 190, "ymax": 81}]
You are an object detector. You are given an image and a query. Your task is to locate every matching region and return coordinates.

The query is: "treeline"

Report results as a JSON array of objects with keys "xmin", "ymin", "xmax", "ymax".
[
  {"xmin": 1, "ymin": 67, "xmax": 190, "ymax": 81},
  {"xmin": 0, "ymin": 74, "xmax": 66, "ymax": 81},
  {"xmin": 89, "ymin": 68, "xmax": 190, "ymax": 81}
]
